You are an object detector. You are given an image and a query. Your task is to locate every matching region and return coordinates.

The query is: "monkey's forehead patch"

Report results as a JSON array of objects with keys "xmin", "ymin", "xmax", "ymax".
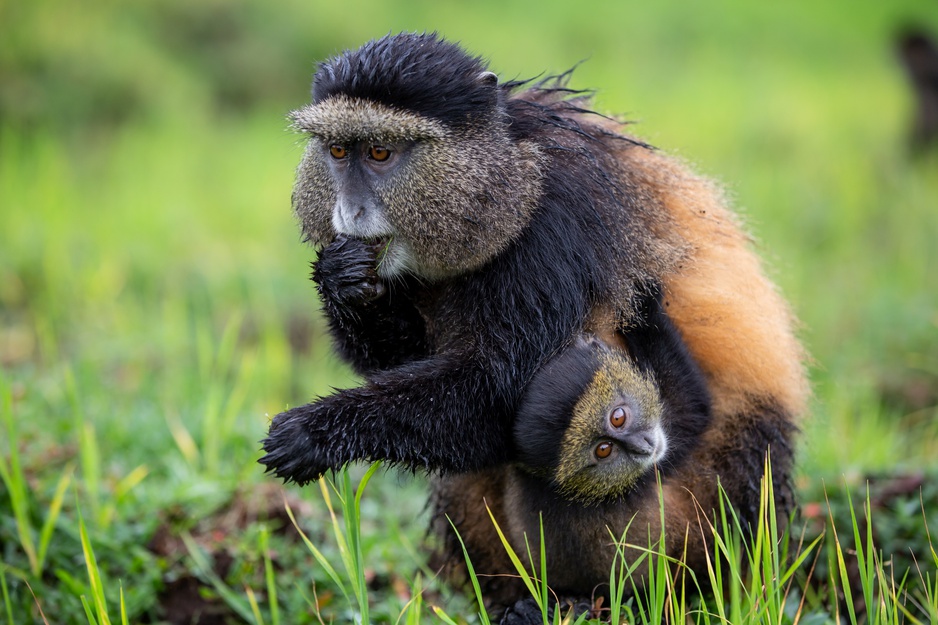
[{"xmin": 290, "ymin": 95, "xmax": 448, "ymax": 143}]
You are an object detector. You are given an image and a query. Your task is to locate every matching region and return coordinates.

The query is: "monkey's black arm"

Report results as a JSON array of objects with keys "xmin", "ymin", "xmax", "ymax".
[
  {"xmin": 260, "ymin": 348, "xmax": 520, "ymax": 483},
  {"xmin": 261, "ymin": 235, "xmax": 591, "ymax": 482},
  {"xmin": 313, "ymin": 235, "xmax": 429, "ymax": 374},
  {"xmin": 622, "ymin": 286, "xmax": 712, "ymax": 441}
]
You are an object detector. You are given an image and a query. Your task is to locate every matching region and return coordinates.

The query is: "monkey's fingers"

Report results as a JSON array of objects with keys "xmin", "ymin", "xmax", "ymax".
[
  {"xmin": 259, "ymin": 408, "xmax": 335, "ymax": 485},
  {"xmin": 313, "ymin": 237, "xmax": 387, "ymax": 305}
]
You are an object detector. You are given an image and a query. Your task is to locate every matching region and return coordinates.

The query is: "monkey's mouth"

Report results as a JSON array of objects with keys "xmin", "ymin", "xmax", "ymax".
[
  {"xmin": 364, "ymin": 236, "xmax": 394, "ymax": 264},
  {"xmin": 363, "ymin": 235, "xmax": 391, "ymax": 246},
  {"xmin": 364, "ymin": 235, "xmax": 394, "ymax": 273}
]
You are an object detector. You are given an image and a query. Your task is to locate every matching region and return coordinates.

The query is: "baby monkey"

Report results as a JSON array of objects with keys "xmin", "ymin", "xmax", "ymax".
[
  {"xmin": 513, "ymin": 285, "xmax": 712, "ymax": 505},
  {"xmin": 489, "ymin": 287, "xmax": 713, "ymax": 620}
]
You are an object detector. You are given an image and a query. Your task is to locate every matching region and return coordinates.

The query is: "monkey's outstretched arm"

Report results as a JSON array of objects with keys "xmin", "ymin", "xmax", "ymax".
[
  {"xmin": 313, "ymin": 235, "xmax": 429, "ymax": 374},
  {"xmin": 260, "ymin": 349, "xmax": 520, "ymax": 483},
  {"xmin": 259, "ymin": 335, "xmax": 580, "ymax": 483}
]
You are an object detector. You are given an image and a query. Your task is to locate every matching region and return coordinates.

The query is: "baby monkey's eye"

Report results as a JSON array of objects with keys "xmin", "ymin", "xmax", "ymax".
[
  {"xmin": 610, "ymin": 406, "xmax": 628, "ymax": 428},
  {"xmin": 595, "ymin": 441, "xmax": 613, "ymax": 459},
  {"xmin": 329, "ymin": 144, "xmax": 347, "ymax": 159},
  {"xmin": 369, "ymin": 145, "xmax": 391, "ymax": 161}
]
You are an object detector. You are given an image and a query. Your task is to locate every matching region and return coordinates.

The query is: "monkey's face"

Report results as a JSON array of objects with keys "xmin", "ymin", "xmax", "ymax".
[
  {"xmin": 554, "ymin": 353, "xmax": 667, "ymax": 504},
  {"xmin": 290, "ymin": 95, "xmax": 544, "ymax": 280}
]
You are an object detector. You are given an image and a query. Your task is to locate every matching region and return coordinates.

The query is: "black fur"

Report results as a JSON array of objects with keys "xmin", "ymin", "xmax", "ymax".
[
  {"xmin": 512, "ymin": 338, "xmax": 600, "ymax": 473},
  {"xmin": 314, "ymin": 32, "xmax": 500, "ymax": 129}
]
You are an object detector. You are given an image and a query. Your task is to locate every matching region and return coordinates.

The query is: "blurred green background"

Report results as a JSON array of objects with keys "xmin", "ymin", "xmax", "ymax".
[{"xmin": 2, "ymin": 0, "xmax": 937, "ymax": 622}]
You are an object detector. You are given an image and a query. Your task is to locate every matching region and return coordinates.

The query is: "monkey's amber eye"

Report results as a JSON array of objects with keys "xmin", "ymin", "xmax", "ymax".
[
  {"xmin": 329, "ymin": 144, "xmax": 347, "ymax": 159},
  {"xmin": 595, "ymin": 442, "xmax": 613, "ymax": 460},
  {"xmin": 369, "ymin": 145, "xmax": 391, "ymax": 161},
  {"xmin": 610, "ymin": 406, "xmax": 628, "ymax": 428}
]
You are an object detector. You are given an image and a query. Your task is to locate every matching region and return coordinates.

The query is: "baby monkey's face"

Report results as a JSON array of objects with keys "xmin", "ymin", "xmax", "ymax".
[{"xmin": 550, "ymin": 345, "xmax": 667, "ymax": 504}]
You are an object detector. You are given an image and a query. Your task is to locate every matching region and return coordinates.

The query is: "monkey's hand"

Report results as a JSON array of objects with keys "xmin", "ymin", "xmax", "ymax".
[
  {"xmin": 309, "ymin": 235, "xmax": 429, "ymax": 376},
  {"xmin": 259, "ymin": 398, "xmax": 341, "ymax": 484},
  {"xmin": 312, "ymin": 234, "xmax": 387, "ymax": 307}
]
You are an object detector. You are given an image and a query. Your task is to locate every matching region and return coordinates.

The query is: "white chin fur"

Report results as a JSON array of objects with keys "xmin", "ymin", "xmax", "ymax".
[
  {"xmin": 375, "ymin": 239, "xmax": 414, "ymax": 279},
  {"xmin": 650, "ymin": 430, "xmax": 668, "ymax": 464}
]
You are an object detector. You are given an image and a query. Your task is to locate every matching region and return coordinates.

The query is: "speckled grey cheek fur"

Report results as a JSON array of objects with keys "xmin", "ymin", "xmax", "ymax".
[
  {"xmin": 374, "ymin": 128, "xmax": 545, "ymax": 279},
  {"xmin": 292, "ymin": 138, "xmax": 338, "ymax": 246}
]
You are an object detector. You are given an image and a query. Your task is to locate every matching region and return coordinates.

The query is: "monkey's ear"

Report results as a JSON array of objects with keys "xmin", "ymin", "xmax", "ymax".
[{"xmin": 477, "ymin": 71, "xmax": 498, "ymax": 86}]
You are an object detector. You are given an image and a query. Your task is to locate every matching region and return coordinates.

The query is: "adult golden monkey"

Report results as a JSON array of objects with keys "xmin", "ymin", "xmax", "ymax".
[{"xmin": 259, "ymin": 32, "xmax": 809, "ymax": 620}]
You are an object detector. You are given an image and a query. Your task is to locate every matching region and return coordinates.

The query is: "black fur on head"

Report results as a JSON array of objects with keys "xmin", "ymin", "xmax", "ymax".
[{"xmin": 313, "ymin": 32, "xmax": 501, "ymax": 129}]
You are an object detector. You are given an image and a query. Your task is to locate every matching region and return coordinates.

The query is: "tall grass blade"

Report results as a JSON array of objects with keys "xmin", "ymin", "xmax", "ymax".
[
  {"xmin": 113, "ymin": 465, "xmax": 148, "ymax": 501},
  {"xmin": 484, "ymin": 503, "xmax": 540, "ymax": 600},
  {"xmin": 65, "ymin": 368, "xmax": 103, "ymax": 524},
  {"xmin": 80, "ymin": 595, "xmax": 100, "ymax": 625},
  {"xmin": 165, "ymin": 409, "xmax": 200, "ymax": 469},
  {"xmin": 319, "ymin": 478, "xmax": 354, "ymax": 587},
  {"xmin": 537, "ymin": 513, "xmax": 552, "ymax": 625},
  {"xmin": 350, "ymin": 465, "xmax": 379, "ymax": 623},
  {"xmin": 825, "ymin": 488, "xmax": 858, "ymax": 625},
  {"xmin": 607, "ymin": 515, "xmax": 644, "ymax": 625},
  {"xmin": 119, "ymin": 586, "xmax": 128, "ymax": 625},
  {"xmin": 1, "ymin": 566, "xmax": 14, "ymax": 625},
  {"xmin": 0, "ymin": 373, "xmax": 39, "ymax": 575},
  {"xmin": 38, "ymin": 463, "xmax": 74, "ymax": 574},
  {"xmin": 77, "ymin": 504, "xmax": 110, "ymax": 625},
  {"xmin": 396, "ymin": 573, "xmax": 424, "ymax": 625},
  {"xmin": 308, "ymin": 464, "xmax": 383, "ymax": 623},
  {"xmin": 283, "ymin": 497, "xmax": 349, "ymax": 603},
  {"xmin": 432, "ymin": 605, "xmax": 460, "ymax": 624},
  {"xmin": 446, "ymin": 516, "xmax": 492, "ymax": 625},
  {"xmin": 245, "ymin": 585, "xmax": 266, "ymax": 625},
  {"xmin": 845, "ymin": 486, "xmax": 876, "ymax": 621},
  {"xmin": 260, "ymin": 525, "xmax": 279, "ymax": 625}
]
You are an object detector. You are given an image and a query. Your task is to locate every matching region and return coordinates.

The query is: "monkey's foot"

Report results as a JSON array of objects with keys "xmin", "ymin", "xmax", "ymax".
[{"xmin": 499, "ymin": 596, "xmax": 593, "ymax": 625}]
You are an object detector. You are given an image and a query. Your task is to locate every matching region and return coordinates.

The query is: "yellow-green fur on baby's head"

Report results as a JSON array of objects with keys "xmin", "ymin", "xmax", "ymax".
[{"xmin": 555, "ymin": 352, "xmax": 663, "ymax": 504}]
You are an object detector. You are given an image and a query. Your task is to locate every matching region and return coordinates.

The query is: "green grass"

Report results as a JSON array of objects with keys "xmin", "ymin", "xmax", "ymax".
[{"xmin": 2, "ymin": 0, "xmax": 938, "ymax": 622}]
